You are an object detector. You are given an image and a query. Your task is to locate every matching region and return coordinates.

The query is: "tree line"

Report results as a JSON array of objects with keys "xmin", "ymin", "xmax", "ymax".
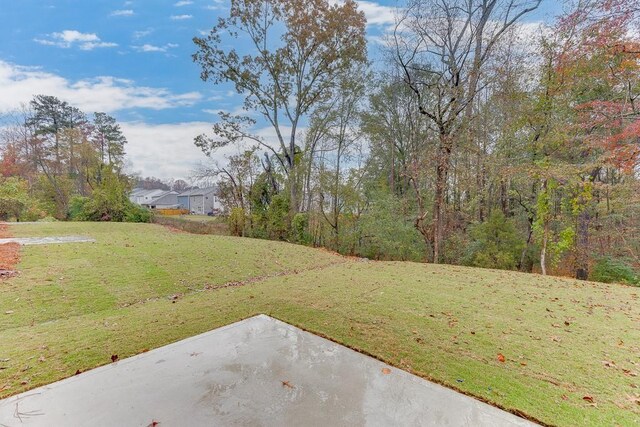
[
  {"xmin": 0, "ymin": 95, "xmax": 150, "ymax": 222},
  {"xmin": 192, "ymin": 0, "xmax": 639, "ymax": 284}
]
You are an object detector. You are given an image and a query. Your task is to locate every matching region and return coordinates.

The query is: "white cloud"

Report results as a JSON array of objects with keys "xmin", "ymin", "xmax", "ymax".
[
  {"xmin": 133, "ymin": 44, "xmax": 166, "ymax": 52},
  {"xmin": 357, "ymin": 1, "xmax": 397, "ymax": 26},
  {"xmin": 111, "ymin": 9, "xmax": 135, "ymax": 17},
  {"xmin": 121, "ymin": 121, "xmax": 292, "ymax": 179},
  {"xmin": 0, "ymin": 60, "xmax": 202, "ymax": 114},
  {"xmin": 174, "ymin": 1, "xmax": 193, "ymax": 6},
  {"xmin": 171, "ymin": 14, "xmax": 192, "ymax": 20},
  {"xmin": 133, "ymin": 29, "xmax": 154, "ymax": 39},
  {"xmin": 132, "ymin": 43, "xmax": 179, "ymax": 53},
  {"xmin": 330, "ymin": 1, "xmax": 397, "ymax": 27},
  {"xmin": 120, "ymin": 121, "xmax": 213, "ymax": 179},
  {"xmin": 205, "ymin": 0, "xmax": 226, "ymax": 11},
  {"xmin": 34, "ymin": 30, "xmax": 117, "ymax": 50}
]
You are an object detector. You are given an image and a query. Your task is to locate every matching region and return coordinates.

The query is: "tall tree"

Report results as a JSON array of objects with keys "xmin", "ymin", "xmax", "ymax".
[
  {"xmin": 193, "ymin": 0, "xmax": 367, "ymax": 215},
  {"xmin": 93, "ymin": 112, "xmax": 127, "ymax": 171}
]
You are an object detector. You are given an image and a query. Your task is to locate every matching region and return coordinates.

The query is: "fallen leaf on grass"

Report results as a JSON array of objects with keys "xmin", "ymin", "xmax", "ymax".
[
  {"xmin": 497, "ymin": 353, "xmax": 506, "ymax": 363},
  {"xmin": 583, "ymin": 395, "xmax": 594, "ymax": 403},
  {"xmin": 561, "ymin": 394, "xmax": 568, "ymax": 401},
  {"xmin": 111, "ymin": 354, "xmax": 118, "ymax": 363}
]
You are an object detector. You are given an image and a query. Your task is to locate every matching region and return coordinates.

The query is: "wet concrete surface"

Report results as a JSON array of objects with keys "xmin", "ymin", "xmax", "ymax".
[
  {"xmin": 0, "ymin": 236, "xmax": 95, "ymax": 245},
  {"xmin": 0, "ymin": 315, "xmax": 536, "ymax": 426}
]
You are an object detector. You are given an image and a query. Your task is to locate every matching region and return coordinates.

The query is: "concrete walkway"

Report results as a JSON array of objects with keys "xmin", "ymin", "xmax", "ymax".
[
  {"xmin": 0, "ymin": 236, "xmax": 95, "ymax": 246},
  {"xmin": 0, "ymin": 315, "xmax": 536, "ymax": 427}
]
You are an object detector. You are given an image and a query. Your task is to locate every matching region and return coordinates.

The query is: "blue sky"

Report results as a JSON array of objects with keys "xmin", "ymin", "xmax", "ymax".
[{"xmin": 0, "ymin": 0, "xmax": 563, "ymax": 180}]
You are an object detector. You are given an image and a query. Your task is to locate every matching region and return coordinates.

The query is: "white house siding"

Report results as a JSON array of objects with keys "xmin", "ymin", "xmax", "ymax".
[
  {"xmin": 190, "ymin": 195, "xmax": 205, "ymax": 214},
  {"xmin": 176, "ymin": 188, "xmax": 218, "ymax": 214}
]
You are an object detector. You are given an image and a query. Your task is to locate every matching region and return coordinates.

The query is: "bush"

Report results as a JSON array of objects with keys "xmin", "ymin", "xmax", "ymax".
[
  {"xmin": 358, "ymin": 191, "xmax": 424, "ymax": 261},
  {"xmin": 0, "ymin": 177, "xmax": 45, "ymax": 221},
  {"xmin": 124, "ymin": 203, "xmax": 152, "ymax": 223},
  {"xmin": 37, "ymin": 216, "xmax": 59, "ymax": 222},
  {"xmin": 291, "ymin": 212, "xmax": 312, "ymax": 244},
  {"xmin": 68, "ymin": 190, "xmax": 151, "ymax": 223},
  {"xmin": 463, "ymin": 211, "xmax": 525, "ymax": 270},
  {"xmin": 68, "ymin": 196, "xmax": 91, "ymax": 220},
  {"xmin": 266, "ymin": 194, "xmax": 289, "ymax": 240},
  {"xmin": 590, "ymin": 257, "xmax": 639, "ymax": 285},
  {"xmin": 228, "ymin": 207, "xmax": 246, "ymax": 236}
]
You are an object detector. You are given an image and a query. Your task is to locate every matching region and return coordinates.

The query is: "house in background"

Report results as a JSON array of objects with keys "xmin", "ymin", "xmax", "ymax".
[
  {"xmin": 129, "ymin": 189, "xmax": 178, "ymax": 209},
  {"xmin": 177, "ymin": 187, "xmax": 218, "ymax": 214},
  {"xmin": 144, "ymin": 191, "xmax": 179, "ymax": 209}
]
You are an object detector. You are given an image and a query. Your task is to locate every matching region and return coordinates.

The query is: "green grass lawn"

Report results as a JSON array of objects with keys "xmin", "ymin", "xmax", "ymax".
[{"xmin": 1, "ymin": 222, "xmax": 638, "ymax": 426}]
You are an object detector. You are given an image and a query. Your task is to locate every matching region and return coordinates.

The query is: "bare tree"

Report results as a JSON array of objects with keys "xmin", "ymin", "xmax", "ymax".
[{"xmin": 393, "ymin": 0, "xmax": 541, "ymax": 262}]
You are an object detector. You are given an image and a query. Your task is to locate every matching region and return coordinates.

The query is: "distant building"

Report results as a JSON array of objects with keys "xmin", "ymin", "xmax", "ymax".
[
  {"xmin": 177, "ymin": 187, "xmax": 218, "ymax": 214},
  {"xmin": 129, "ymin": 189, "xmax": 179, "ymax": 209},
  {"xmin": 146, "ymin": 191, "xmax": 179, "ymax": 209}
]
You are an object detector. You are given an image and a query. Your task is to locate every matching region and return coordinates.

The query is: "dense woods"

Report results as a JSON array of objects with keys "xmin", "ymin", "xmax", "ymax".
[{"xmin": 193, "ymin": 0, "xmax": 639, "ymax": 283}]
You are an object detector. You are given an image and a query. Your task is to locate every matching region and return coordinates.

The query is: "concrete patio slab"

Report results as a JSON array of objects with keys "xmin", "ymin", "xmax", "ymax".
[
  {"xmin": 0, "ymin": 236, "xmax": 95, "ymax": 246},
  {"xmin": 0, "ymin": 315, "xmax": 536, "ymax": 427}
]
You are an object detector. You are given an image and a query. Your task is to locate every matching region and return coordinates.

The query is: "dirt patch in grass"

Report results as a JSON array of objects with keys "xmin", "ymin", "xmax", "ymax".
[
  {"xmin": 0, "ymin": 225, "xmax": 19, "ymax": 277},
  {"xmin": 0, "ymin": 224, "xmax": 11, "ymax": 238}
]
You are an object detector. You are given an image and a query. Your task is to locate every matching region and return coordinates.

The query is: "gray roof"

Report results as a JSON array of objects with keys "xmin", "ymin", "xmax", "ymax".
[
  {"xmin": 149, "ymin": 192, "xmax": 179, "ymax": 206},
  {"xmin": 132, "ymin": 189, "xmax": 164, "ymax": 198},
  {"xmin": 130, "ymin": 188, "xmax": 149, "ymax": 196},
  {"xmin": 177, "ymin": 187, "xmax": 216, "ymax": 197}
]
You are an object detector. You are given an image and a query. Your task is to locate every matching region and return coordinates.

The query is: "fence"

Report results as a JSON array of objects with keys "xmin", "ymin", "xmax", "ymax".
[{"xmin": 155, "ymin": 208, "xmax": 190, "ymax": 216}]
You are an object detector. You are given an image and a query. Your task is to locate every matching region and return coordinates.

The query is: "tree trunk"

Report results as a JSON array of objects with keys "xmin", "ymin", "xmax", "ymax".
[
  {"xmin": 575, "ymin": 208, "xmax": 591, "ymax": 280},
  {"xmin": 541, "ymin": 220, "xmax": 549, "ymax": 276},
  {"xmin": 519, "ymin": 215, "xmax": 534, "ymax": 272},
  {"xmin": 500, "ymin": 179, "xmax": 509, "ymax": 216},
  {"xmin": 433, "ymin": 134, "xmax": 452, "ymax": 263}
]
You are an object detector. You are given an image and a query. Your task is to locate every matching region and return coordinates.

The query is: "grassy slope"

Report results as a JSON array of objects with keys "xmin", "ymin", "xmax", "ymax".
[
  {"xmin": 0, "ymin": 222, "xmax": 638, "ymax": 426},
  {"xmin": 172, "ymin": 214, "xmax": 224, "ymax": 222}
]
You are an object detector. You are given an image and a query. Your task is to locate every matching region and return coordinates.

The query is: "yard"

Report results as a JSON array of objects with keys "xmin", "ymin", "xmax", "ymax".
[
  {"xmin": 171, "ymin": 214, "xmax": 226, "ymax": 223},
  {"xmin": 0, "ymin": 222, "xmax": 638, "ymax": 426}
]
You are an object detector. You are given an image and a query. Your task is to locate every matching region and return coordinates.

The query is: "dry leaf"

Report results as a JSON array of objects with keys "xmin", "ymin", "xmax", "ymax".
[
  {"xmin": 382, "ymin": 368, "xmax": 391, "ymax": 375},
  {"xmin": 497, "ymin": 353, "xmax": 506, "ymax": 363}
]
